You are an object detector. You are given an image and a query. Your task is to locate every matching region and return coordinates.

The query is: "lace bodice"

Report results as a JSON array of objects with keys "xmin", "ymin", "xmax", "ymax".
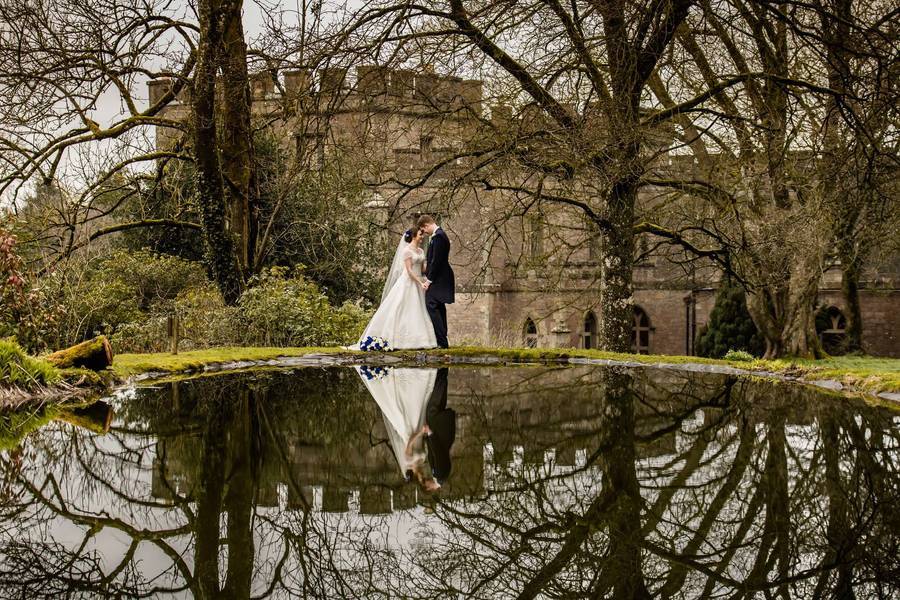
[{"xmin": 403, "ymin": 246, "xmax": 426, "ymax": 266}]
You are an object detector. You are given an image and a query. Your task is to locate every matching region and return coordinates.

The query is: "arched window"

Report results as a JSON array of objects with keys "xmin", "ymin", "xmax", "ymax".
[
  {"xmin": 582, "ymin": 312, "xmax": 597, "ymax": 349},
  {"xmin": 524, "ymin": 318, "xmax": 538, "ymax": 348},
  {"xmin": 631, "ymin": 306, "xmax": 651, "ymax": 354},
  {"xmin": 816, "ymin": 306, "xmax": 847, "ymax": 355}
]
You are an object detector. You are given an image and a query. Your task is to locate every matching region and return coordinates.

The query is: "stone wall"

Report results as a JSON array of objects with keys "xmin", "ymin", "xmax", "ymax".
[{"xmin": 817, "ymin": 289, "xmax": 900, "ymax": 357}]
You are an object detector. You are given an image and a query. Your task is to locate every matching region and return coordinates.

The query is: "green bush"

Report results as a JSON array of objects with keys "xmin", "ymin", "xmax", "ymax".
[
  {"xmin": 238, "ymin": 267, "xmax": 369, "ymax": 346},
  {"xmin": 109, "ymin": 266, "xmax": 371, "ymax": 352},
  {"xmin": 28, "ymin": 250, "xmax": 208, "ymax": 351},
  {"xmin": 0, "ymin": 339, "xmax": 60, "ymax": 389},
  {"xmin": 723, "ymin": 349, "xmax": 755, "ymax": 362},
  {"xmin": 695, "ymin": 284, "xmax": 764, "ymax": 359}
]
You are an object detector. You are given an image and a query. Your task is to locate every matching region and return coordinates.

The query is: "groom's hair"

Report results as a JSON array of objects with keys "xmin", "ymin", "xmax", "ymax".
[{"xmin": 416, "ymin": 214, "xmax": 436, "ymax": 229}]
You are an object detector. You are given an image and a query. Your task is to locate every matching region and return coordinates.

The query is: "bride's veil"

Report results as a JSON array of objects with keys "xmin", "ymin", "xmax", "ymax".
[{"xmin": 381, "ymin": 232, "xmax": 409, "ymax": 304}]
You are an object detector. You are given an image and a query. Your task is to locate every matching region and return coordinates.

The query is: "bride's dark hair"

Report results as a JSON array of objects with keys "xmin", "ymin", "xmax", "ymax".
[{"xmin": 403, "ymin": 228, "xmax": 415, "ymax": 243}]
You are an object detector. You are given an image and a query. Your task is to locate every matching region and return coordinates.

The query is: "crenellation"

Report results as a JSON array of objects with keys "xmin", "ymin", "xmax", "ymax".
[
  {"xmin": 319, "ymin": 67, "xmax": 348, "ymax": 93},
  {"xmin": 283, "ymin": 69, "xmax": 311, "ymax": 94},
  {"xmin": 250, "ymin": 72, "xmax": 276, "ymax": 99}
]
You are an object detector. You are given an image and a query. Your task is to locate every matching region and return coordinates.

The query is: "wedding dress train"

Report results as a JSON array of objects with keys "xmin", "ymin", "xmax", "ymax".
[{"xmin": 355, "ymin": 367, "xmax": 437, "ymax": 476}]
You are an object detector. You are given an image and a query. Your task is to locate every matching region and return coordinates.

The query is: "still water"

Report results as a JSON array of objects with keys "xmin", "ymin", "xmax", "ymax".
[{"xmin": 1, "ymin": 365, "xmax": 898, "ymax": 598}]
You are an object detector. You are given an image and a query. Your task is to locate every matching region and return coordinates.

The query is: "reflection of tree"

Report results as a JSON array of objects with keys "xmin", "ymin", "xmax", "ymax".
[
  {"xmin": 0, "ymin": 366, "xmax": 898, "ymax": 598},
  {"xmin": 193, "ymin": 386, "xmax": 258, "ymax": 599},
  {"xmin": 420, "ymin": 370, "xmax": 900, "ymax": 599}
]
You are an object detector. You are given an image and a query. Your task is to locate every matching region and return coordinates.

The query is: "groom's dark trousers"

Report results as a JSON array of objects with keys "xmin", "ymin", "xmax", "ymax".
[
  {"xmin": 425, "ymin": 228, "xmax": 455, "ymax": 349},
  {"xmin": 426, "ymin": 368, "xmax": 455, "ymax": 484},
  {"xmin": 427, "ymin": 300, "xmax": 448, "ymax": 349}
]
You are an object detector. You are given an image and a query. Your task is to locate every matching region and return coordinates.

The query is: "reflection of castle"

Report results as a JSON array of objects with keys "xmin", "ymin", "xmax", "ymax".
[
  {"xmin": 148, "ymin": 68, "xmax": 899, "ymax": 356},
  {"xmin": 149, "ymin": 367, "xmax": 698, "ymax": 515}
]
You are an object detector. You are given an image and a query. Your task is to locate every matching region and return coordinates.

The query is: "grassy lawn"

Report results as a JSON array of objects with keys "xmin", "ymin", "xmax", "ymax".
[
  {"xmin": 112, "ymin": 345, "xmax": 900, "ymax": 395},
  {"xmin": 111, "ymin": 346, "xmax": 350, "ymax": 378}
]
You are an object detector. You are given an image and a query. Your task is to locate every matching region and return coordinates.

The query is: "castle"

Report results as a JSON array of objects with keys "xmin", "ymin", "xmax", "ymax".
[{"xmin": 148, "ymin": 66, "xmax": 900, "ymax": 357}]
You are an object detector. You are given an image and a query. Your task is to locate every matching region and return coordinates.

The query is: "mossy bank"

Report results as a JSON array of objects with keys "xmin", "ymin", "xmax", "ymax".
[{"xmin": 111, "ymin": 345, "xmax": 900, "ymax": 399}]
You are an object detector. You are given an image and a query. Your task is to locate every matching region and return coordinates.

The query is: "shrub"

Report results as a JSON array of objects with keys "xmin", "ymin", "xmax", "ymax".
[
  {"xmin": 695, "ymin": 284, "xmax": 764, "ymax": 359},
  {"xmin": 723, "ymin": 349, "xmax": 755, "ymax": 362},
  {"xmin": 29, "ymin": 250, "xmax": 209, "ymax": 351},
  {"xmin": 238, "ymin": 267, "xmax": 370, "ymax": 347},
  {"xmin": 108, "ymin": 266, "xmax": 371, "ymax": 352},
  {"xmin": 0, "ymin": 226, "xmax": 65, "ymax": 353}
]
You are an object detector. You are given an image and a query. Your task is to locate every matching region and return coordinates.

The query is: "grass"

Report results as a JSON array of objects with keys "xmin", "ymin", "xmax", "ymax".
[
  {"xmin": 112, "ymin": 345, "xmax": 900, "ymax": 395},
  {"xmin": 0, "ymin": 339, "xmax": 60, "ymax": 390},
  {"xmin": 758, "ymin": 355, "xmax": 900, "ymax": 395},
  {"xmin": 112, "ymin": 346, "xmax": 351, "ymax": 378}
]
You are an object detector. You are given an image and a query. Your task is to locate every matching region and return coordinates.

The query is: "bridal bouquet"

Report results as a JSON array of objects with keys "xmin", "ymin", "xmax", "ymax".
[
  {"xmin": 358, "ymin": 365, "xmax": 392, "ymax": 380},
  {"xmin": 359, "ymin": 336, "xmax": 391, "ymax": 352}
]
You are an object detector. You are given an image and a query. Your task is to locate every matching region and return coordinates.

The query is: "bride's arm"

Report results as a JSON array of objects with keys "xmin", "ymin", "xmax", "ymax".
[{"xmin": 404, "ymin": 256, "xmax": 424, "ymax": 286}]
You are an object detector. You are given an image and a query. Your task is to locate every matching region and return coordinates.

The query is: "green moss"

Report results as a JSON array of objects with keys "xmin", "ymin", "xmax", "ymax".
[
  {"xmin": 58, "ymin": 367, "xmax": 111, "ymax": 389},
  {"xmin": 0, "ymin": 408, "xmax": 54, "ymax": 451},
  {"xmin": 753, "ymin": 356, "xmax": 900, "ymax": 394},
  {"xmin": 112, "ymin": 346, "xmax": 355, "ymax": 378},
  {"xmin": 111, "ymin": 345, "xmax": 900, "ymax": 395},
  {"xmin": 0, "ymin": 339, "xmax": 60, "ymax": 390}
]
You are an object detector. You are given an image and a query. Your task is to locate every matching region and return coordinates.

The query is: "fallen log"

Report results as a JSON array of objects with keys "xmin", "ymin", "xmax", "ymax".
[
  {"xmin": 46, "ymin": 336, "xmax": 114, "ymax": 371},
  {"xmin": 56, "ymin": 401, "xmax": 115, "ymax": 434}
]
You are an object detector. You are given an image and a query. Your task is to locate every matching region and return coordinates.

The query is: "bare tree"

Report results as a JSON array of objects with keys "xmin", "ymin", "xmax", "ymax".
[
  {"xmin": 0, "ymin": 0, "xmax": 266, "ymax": 304},
  {"xmin": 638, "ymin": 0, "xmax": 898, "ymax": 357},
  {"xmin": 336, "ymin": 0, "xmax": 710, "ymax": 353}
]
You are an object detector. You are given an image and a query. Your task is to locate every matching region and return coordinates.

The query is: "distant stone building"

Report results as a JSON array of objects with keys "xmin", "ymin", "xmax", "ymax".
[{"xmin": 148, "ymin": 66, "xmax": 900, "ymax": 357}]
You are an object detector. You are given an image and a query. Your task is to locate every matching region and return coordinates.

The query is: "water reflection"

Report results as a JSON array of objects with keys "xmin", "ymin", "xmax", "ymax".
[
  {"xmin": 357, "ymin": 367, "xmax": 441, "ymax": 492},
  {"xmin": 1, "ymin": 366, "xmax": 898, "ymax": 598}
]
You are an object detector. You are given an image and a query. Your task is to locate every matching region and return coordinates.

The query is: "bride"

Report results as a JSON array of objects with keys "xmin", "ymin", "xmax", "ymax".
[
  {"xmin": 355, "ymin": 366, "xmax": 441, "ymax": 492},
  {"xmin": 358, "ymin": 228, "xmax": 437, "ymax": 350}
]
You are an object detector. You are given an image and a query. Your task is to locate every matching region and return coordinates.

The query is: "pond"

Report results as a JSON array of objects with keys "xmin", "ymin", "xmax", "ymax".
[{"xmin": 1, "ymin": 364, "xmax": 898, "ymax": 598}]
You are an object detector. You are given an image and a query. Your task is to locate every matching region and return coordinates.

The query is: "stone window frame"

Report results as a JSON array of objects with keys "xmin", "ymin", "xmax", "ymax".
[
  {"xmin": 816, "ymin": 305, "xmax": 848, "ymax": 354},
  {"xmin": 632, "ymin": 306, "xmax": 652, "ymax": 354},
  {"xmin": 523, "ymin": 318, "xmax": 539, "ymax": 348},
  {"xmin": 582, "ymin": 311, "xmax": 598, "ymax": 349}
]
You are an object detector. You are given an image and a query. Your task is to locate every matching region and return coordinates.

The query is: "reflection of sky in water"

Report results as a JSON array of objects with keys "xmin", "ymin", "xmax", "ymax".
[{"xmin": 2, "ymin": 365, "xmax": 899, "ymax": 598}]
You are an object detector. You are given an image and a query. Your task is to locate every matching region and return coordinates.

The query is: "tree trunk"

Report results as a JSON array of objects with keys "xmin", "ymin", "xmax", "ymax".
[
  {"xmin": 192, "ymin": 0, "xmax": 243, "ymax": 305},
  {"xmin": 222, "ymin": 389, "xmax": 257, "ymax": 598},
  {"xmin": 746, "ymin": 261, "xmax": 824, "ymax": 359},
  {"xmin": 599, "ymin": 179, "xmax": 637, "ymax": 354},
  {"xmin": 194, "ymin": 389, "xmax": 228, "ymax": 599},
  {"xmin": 219, "ymin": 0, "xmax": 257, "ymax": 276},
  {"xmin": 822, "ymin": 0, "xmax": 863, "ymax": 354},
  {"xmin": 599, "ymin": 370, "xmax": 650, "ymax": 599},
  {"xmin": 45, "ymin": 336, "xmax": 113, "ymax": 371},
  {"xmin": 839, "ymin": 252, "xmax": 864, "ymax": 352},
  {"xmin": 818, "ymin": 414, "xmax": 856, "ymax": 598}
]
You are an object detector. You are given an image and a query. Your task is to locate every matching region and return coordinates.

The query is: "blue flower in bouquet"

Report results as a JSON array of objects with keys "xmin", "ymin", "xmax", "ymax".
[
  {"xmin": 359, "ymin": 365, "xmax": 391, "ymax": 380},
  {"xmin": 359, "ymin": 336, "xmax": 392, "ymax": 352}
]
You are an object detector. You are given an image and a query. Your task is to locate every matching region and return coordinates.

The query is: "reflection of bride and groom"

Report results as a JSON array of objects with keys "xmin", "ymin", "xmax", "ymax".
[{"xmin": 356, "ymin": 367, "xmax": 455, "ymax": 492}]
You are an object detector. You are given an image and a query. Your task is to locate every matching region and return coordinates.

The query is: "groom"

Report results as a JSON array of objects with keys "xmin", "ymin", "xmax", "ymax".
[{"xmin": 417, "ymin": 214, "xmax": 454, "ymax": 348}]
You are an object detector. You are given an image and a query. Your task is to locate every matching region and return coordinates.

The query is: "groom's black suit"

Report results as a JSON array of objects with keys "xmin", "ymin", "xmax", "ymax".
[
  {"xmin": 425, "ymin": 227, "xmax": 454, "ymax": 348},
  {"xmin": 426, "ymin": 368, "xmax": 455, "ymax": 485}
]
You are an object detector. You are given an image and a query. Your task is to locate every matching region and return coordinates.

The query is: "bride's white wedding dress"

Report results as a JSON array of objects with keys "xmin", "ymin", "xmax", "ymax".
[
  {"xmin": 360, "ymin": 244, "xmax": 437, "ymax": 350},
  {"xmin": 355, "ymin": 367, "xmax": 437, "ymax": 476}
]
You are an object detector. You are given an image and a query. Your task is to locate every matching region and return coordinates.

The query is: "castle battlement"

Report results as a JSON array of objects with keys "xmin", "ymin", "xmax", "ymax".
[{"xmin": 147, "ymin": 65, "xmax": 483, "ymax": 115}]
